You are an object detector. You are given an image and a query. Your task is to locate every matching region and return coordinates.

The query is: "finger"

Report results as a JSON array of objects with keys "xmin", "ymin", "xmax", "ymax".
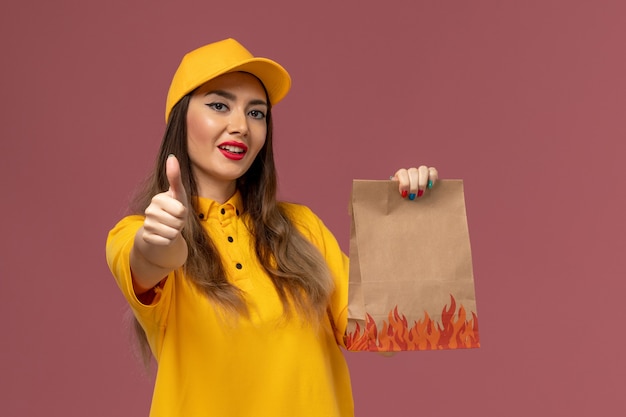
[
  {"xmin": 142, "ymin": 222, "xmax": 183, "ymax": 245},
  {"xmin": 407, "ymin": 168, "xmax": 419, "ymax": 200},
  {"xmin": 143, "ymin": 199, "xmax": 186, "ymax": 245},
  {"xmin": 416, "ymin": 165, "xmax": 429, "ymax": 197},
  {"xmin": 427, "ymin": 167, "xmax": 438, "ymax": 189},
  {"xmin": 393, "ymin": 169, "xmax": 410, "ymax": 199},
  {"xmin": 145, "ymin": 194, "xmax": 187, "ymax": 225},
  {"xmin": 166, "ymin": 154, "xmax": 187, "ymax": 204}
]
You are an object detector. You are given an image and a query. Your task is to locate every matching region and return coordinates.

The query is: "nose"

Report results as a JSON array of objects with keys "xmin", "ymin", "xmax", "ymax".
[{"xmin": 227, "ymin": 109, "xmax": 249, "ymax": 137}]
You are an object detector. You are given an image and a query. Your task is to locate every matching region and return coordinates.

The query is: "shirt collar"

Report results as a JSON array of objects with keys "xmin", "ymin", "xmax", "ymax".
[{"xmin": 194, "ymin": 191, "xmax": 243, "ymax": 221}]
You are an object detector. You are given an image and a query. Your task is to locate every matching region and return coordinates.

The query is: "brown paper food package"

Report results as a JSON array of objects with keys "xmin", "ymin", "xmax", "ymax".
[{"xmin": 345, "ymin": 180, "xmax": 480, "ymax": 352}]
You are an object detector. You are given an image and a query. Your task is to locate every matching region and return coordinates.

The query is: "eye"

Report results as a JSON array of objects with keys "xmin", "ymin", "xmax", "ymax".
[
  {"xmin": 249, "ymin": 109, "xmax": 266, "ymax": 120},
  {"xmin": 207, "ymin": 102, "xmax": 228, "ymax": 112}
]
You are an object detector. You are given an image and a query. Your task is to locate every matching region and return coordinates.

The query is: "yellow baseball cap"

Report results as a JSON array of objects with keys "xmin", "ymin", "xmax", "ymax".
[{"xmin": 165, "ymin": 38, "xmax": 291, "ymax": 122}]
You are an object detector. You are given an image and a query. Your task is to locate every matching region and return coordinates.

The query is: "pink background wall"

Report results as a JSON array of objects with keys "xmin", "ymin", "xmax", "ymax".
[{"xmin": 2, "ymin": 0, "xmax": 625, "ymax": 415}]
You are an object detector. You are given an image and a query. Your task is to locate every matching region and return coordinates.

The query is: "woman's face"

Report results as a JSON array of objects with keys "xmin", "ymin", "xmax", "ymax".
[{"xmin": 186, "ymin": 71, "xmax": 268, "ymax": 200}]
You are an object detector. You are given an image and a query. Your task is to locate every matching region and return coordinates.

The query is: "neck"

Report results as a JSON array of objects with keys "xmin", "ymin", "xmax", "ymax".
[{"xmin": 195, "ymin": 180, "xmax": 237, "ymax": 204}]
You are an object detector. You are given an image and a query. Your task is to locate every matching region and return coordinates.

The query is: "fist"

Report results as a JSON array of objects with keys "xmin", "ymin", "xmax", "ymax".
[
  {"xmin": 142, "ymin": 155, "xmax": 188, "ymax": 245},
  {"xmin": 391, "ymin": 166, "xmax": 438, "ymax": 200}
]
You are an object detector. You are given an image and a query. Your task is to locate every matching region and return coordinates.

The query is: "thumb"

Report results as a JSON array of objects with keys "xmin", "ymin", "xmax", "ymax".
[{"xmin": 166, "ymin": 154, "xmax": 187, "ymax": 204}]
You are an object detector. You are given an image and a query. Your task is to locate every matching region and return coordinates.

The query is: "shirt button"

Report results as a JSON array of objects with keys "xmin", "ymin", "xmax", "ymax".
[
  {"xmin": 228, "ymin": 236, "xmax": 234, "ymax": 243},
  {"xmin": 198, "ymin": 213, "xmax": 204, "ymax": 219},
  {"xmin": 220, "ymin": 208, "xmax": 226, "ymax": 215},
  {"xmin": 236, "ymin": 263, "xmax": 242, "ymax": 270}
]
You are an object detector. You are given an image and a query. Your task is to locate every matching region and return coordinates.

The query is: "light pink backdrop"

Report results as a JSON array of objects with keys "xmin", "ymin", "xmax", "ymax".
[{"xmin": 2, "ymin": 1, "xmax": 625, "ymax": 415}]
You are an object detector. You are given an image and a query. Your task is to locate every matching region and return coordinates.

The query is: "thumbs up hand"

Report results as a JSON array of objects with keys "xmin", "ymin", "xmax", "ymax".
[{"xmin": 141, "ymin": 154, "xmax": 189, "ymax": 246}]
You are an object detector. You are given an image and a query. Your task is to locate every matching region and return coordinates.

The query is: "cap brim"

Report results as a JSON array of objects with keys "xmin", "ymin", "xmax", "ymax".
[
  {"xmin": 227, "ymin": 58, "xmax": 291, "ymax": 106},
  {"xmin": 174, "ymin": 58, "xmax": 291, "ymax": 109}
]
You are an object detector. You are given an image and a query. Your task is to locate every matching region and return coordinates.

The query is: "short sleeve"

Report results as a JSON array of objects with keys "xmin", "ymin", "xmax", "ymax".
[{"xmin": 105, "ymin": 215, "xmax": 175, "ymax": 356}]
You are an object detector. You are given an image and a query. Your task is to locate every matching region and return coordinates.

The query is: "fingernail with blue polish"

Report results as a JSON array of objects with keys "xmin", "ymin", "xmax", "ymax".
[
  {"xmin": 428, "ymin": 180, "xmax": 433, "ymax": 189},
  {"xmin": 409, "ymin": 193, "xmax": 416, "ymax": 200}
]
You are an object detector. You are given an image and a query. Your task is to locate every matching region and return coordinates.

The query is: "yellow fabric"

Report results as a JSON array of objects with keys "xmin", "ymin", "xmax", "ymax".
[
  {"xmin": 106, "ymin": 192, "xmax": 353, "ymax": 417},
  {"xmin": 165, "ymin": 38, "xmax": 291, "ymax": 122}
]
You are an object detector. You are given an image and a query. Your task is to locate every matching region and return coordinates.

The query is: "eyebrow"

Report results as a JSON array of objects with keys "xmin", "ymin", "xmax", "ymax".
[{"xmin": 205, "ymin": 90, "xmax": 268, "ymax": 107}]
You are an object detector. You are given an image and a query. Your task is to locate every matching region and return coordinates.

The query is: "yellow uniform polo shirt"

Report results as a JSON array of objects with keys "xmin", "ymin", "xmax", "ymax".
[{"xmin": 106, "ymin": 192, "xmax": 353, "ymax": 417}]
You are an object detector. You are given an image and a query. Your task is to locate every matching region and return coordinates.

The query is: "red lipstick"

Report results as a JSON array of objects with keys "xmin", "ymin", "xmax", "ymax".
[{"xmin": 218, "ymin": 141, "xmax": 248, "ymax": 161}]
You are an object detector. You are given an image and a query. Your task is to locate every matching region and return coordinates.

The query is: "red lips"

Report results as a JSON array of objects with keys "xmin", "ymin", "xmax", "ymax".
[{"xmin": 218, "ymin": 141, "xmax": 248, "ymax": 161}]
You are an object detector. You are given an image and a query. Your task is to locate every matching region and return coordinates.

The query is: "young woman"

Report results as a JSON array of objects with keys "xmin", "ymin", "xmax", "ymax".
[{"xmin": 106, "ymin": 38, "xmax": 438, "ymax": 417}]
